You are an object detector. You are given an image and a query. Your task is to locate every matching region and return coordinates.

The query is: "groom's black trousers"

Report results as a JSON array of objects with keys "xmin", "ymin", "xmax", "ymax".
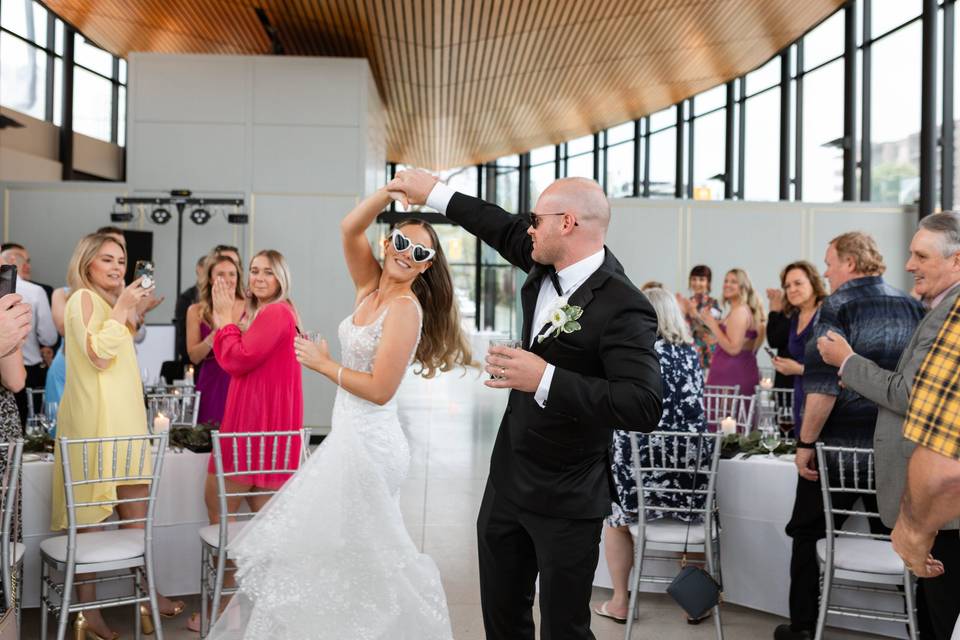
[{"xmin": 477, "ymin": 481, "xmax": 603, "ymax": 640}]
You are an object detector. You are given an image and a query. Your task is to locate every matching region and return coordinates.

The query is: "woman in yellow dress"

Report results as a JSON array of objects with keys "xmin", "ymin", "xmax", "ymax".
[{"xmin": 52, "ymin": 232, "xmax": 184, "ymax": 639}]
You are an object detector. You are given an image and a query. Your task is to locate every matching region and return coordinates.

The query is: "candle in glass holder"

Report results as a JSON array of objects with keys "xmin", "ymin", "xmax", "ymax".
[
  {"xmin": 720, "ymin": 416, "xmax": 737, "ymax": 435},
  {"xmin": 153, "ymin": 413, "xmax": 170, "ymax": 433},
  {"xmin": 184, "ymin": 365, "xmax": 194, "ymax": 386},
  {"xmin": 759, "ymin": 377, "xmax": 774, "ymax": 390}
]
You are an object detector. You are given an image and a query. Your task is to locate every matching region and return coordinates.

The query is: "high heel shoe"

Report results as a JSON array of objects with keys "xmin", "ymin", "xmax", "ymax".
[
  {"xmin": 139, "ymin": 601, "xmax": 185, "ymax": 635},
  {"xmin": 73, "ymin": 612, "xmax": 120, "ymax": 640}
]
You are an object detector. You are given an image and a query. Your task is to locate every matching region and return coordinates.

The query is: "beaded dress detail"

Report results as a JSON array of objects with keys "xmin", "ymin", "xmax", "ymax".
[{"xmin": 207, "ymin": 294, "xmax": 453, "ymax": 640}]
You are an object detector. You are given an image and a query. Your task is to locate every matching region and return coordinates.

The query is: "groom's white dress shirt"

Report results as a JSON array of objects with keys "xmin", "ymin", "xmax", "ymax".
[{"xmin": 425, "ymin": 183, "xmax": 604, "ymax": 408}]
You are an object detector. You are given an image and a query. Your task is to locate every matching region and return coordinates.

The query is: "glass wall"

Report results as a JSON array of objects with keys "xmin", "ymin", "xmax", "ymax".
[
  {"xmin": 1, "ymin": 0, "xmax": 128, "ymax": 152},
  {"xmin": 467, "ymin": 1, "xmax": 944, "ymax": 210}
]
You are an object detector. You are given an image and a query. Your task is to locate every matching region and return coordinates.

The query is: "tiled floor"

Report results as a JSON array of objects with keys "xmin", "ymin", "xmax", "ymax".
[{"xmin": 23, "ymin": 371, "xmax": 885, "ymax": 639}]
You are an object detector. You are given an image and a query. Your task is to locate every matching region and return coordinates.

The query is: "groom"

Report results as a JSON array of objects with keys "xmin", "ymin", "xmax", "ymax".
[{"xmin": 388, "ymin": 169, "xmax": 662, "ymax": 640}]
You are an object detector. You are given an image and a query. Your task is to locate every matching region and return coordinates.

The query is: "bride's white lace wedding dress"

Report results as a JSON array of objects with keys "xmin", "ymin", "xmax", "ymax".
[{"xmin": 208, "ymin": 294, "xmax": 453, "ymax": 640}]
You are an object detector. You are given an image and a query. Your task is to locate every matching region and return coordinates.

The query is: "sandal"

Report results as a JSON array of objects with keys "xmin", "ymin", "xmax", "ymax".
[{"xmin": 593, "ymin": 601, "xmax": 627, "ymax": 624}]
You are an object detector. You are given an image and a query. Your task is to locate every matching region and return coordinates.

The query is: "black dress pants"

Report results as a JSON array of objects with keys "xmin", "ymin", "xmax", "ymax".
[
  {"xmin": 476, "ymin": 481, "xmax": 603, "ymax": 640},
  {"xmin": 916, "ymin": 530, "xmax": 960, "ymax": 639},
  {"xmin": 784, "ymin": 476, "xmax": 889, "ymax": 632}
]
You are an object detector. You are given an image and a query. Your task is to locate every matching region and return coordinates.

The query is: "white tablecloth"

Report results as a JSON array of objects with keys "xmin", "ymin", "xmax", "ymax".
[
  {"xmin": 21, "ymin": 450, "xmax": 210, "ymax": 608},
  {"xmin": 593, "ymin": 455, "xmax": 908, "ymax": 638}
]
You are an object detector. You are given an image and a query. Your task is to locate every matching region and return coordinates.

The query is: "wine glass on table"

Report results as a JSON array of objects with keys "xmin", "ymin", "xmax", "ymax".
[{"xmin": 759, "ymin": 415, "xmax": 781, "ymax": 459}]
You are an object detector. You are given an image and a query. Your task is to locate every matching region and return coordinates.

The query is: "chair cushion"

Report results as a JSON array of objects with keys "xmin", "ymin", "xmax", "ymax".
[
  {"xmin": 199, "ymin": 521, "xmax": 248, "ymax": 549},
  {"xmin": 629, "ymin": 519, "xmax": 707, "ymax": 545},
  {"xmin": 40, "ymin": 529, "xmax": 145, "ymax": 564},
  {"xmin": 816, "ymin": 537, "xmax": 904, "ymax": 575}
]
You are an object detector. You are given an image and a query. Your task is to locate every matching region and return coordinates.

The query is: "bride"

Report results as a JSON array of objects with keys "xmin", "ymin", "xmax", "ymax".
[{"xmin": 206, "ymin": 188, "xmax": 472, "ymax": 639}]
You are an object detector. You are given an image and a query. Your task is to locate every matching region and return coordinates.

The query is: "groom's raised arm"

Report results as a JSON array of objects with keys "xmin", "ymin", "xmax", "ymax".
[
  {"xmin": 546, "ymin": 296, "xmax": 663, "ymax": 433},
  {"xmin": 389, "ymin": 170, "xmax": 536, "ymax": 273},
  {"xmin": 427, "ymin": 183, "xmax": 534, "ymax": 273}
]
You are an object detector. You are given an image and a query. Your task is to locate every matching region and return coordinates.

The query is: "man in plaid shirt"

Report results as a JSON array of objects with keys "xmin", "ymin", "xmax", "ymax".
[{"xmin": 893, "ymin": 293, "xmax": 960, "ymax": 590}]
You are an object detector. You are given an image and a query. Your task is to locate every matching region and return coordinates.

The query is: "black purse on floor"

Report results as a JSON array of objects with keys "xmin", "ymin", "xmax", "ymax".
[{"xmin": 665, "ymin": 434, "xmax": 722, "ymax": 619}]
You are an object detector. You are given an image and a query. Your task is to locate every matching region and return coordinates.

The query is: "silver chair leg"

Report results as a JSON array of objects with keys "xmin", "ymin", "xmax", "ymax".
[
  {"xmin": 209, "ymin": 547, "xmax": 227, "ymax": 635},
  {"xmin": 134, "ymin": 569, "xmax": 142, "ymax": 640},
  {"xmin": 145, "ymin": 546, "xmax": 164, "ymax": 640},
  {"xmin": 624, "ymin": 537, "xmax": 645, "ymax": 640},
  {"xmin": 56, "ymin": 561, "xmax": 76, "ymax": 640},
  {"xmin": 903, "ymin": 570, "xmax": 918, "ymax": 640},
  {"xmin": 705, "ymin": 535, "xmax": 723, "ymax": 640},
  {"xmin": 40, "ymin": 560, "xmax": 48, "ymax": 640},
  {"xmin": 814, "ymin": 557, "xmax": 834, "ymax": 640},
  {"xmin": 200, "ymin": 545, "xmax": 209, "ymax": 639}
]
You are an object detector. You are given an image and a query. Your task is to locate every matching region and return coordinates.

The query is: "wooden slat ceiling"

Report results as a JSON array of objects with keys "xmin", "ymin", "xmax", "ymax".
[{"xmin": 44, "ymin": 0, "xmax": 844, "ymax": 170}]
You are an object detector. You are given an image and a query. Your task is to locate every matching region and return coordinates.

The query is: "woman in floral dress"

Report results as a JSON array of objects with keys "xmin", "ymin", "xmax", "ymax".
[{"xmin": 593, "ymin": 287, "xmax": 710, "ymax": 624}]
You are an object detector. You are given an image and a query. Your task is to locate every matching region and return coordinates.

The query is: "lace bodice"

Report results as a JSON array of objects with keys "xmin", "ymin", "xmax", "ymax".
[{"xmin": 337, "ymin": 292, "xmax": 423, "ymax": 377}]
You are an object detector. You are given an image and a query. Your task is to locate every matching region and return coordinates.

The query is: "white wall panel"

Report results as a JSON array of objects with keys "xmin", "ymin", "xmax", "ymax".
[
  {"xmin": 131, "ymin": 54, "xmax": 249, "ymax": 124},
  {"xmin": 130, "ymin": 123, "xmax": 247, "ymax": 192},
  {"xmin": 251, "ymin": 125, "xmax": 360, "ymax": 194},
  {"xmin": 252, "ymin": 57, "xmax": 361, "ymax": 127},
  {"xmin": 607, "ymin": 201, "xmax": 684, "ymax": 291}
]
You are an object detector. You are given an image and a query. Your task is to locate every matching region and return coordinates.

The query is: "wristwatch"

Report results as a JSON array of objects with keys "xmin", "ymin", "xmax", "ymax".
[{"xmin": 796, "ymin": 439, "xmax": 817, "ymax": 450}]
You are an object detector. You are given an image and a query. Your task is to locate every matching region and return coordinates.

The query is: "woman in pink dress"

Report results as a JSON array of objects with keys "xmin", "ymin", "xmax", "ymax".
[
  {"xmin": 700, "ymin": 268, "xmax": 766, "ymax": 395},
  {"xmin": 189, "ymin": 249, "xmax": 303, "ymax": 631}
]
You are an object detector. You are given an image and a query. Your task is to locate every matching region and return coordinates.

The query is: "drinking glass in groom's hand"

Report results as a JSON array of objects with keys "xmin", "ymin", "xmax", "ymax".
[{"xmin": 484, "ymin": 345, "xmax": 548, "ymax": 393}]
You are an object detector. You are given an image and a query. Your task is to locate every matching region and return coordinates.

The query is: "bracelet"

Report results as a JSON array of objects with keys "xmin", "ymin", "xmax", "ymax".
[
  {"xmin": 796, "ymin": 439, "xmax": 817, "ymax": 450},
  {"xmin": 337, "ymin": 366, "xmax": 344, "ymax": 387}
]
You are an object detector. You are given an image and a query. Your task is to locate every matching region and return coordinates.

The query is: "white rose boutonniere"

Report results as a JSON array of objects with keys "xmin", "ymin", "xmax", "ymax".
[{"xmin": 537, "ymin": 298, "xmax": 584, "ymax": 344}]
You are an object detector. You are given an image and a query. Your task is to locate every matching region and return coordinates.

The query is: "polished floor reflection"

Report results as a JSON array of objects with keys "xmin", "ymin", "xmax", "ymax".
[{"xmin": 23, "ymin": 370, "xmax": 884, "ymax": 639}]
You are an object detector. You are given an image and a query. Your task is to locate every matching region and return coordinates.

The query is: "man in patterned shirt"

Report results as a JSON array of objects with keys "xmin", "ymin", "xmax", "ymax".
[
  {"xmin": 892, "ymin": 293, "xmax": 960, "ymax": 593},
  {"xmin": 775, "ymin": 232, "xmax": 924, "ymax": 640}
]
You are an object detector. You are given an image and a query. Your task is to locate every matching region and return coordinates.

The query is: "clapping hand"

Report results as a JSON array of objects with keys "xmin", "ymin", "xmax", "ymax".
[
  {"xmin": 211, "ymin": 276, "xmax": 234, "ymax": 328},
  {"xmin": 766, "ymin": 288, "xmax": 784, "ymax": 313},
  {"xmin": 294, "ymin": 335, "xmax": 333, "ymax": 375},
  {"xmin": 386, "ymin": 169, "xmax": 440, "ymax": 209},
  {"xmin": 0, "ymin": 294, "xmax": 31, "ymax": 357},
  {"xmin": 675, "ymin": 293, "xmax": 695, "ymax": 318}
]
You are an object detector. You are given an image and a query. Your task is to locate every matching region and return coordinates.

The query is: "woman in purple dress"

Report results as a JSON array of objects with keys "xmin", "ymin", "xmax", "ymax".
[
  {"xmin": 770, "ymin": 261, "xmax": 826, "ymax": 431},
  {"xmin": 700, "ymin": 268, "xmax": 766, "ymax": 394},
  {"xmin": 186, "ymin": 253, "xmax": 246, "ymax": 424}
]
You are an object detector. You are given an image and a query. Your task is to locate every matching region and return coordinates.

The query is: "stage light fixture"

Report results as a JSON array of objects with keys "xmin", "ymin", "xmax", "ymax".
[
  {"xmin": 190, "ymin": 207, "xmax": 211, "ymax": 225},
  {"xmin": 227, "ymin": 212, "xmax": 249, "ymax": 224},
  {"xmin": 150, "ymin": 207, "xmax": 172, "ymax": 224}
]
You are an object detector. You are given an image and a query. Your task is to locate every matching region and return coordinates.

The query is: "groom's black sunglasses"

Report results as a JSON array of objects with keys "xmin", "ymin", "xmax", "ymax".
[
  {"xmin": 529, "ymin": 211, "xmax": 578, "ymax": 229},
  {"xmin": 390, "ymin": 228, "xmax": 436, "ymax": 263}
]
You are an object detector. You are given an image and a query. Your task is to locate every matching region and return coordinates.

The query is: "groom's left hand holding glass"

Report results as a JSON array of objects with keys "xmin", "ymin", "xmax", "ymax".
[
  {"xmin": 294, "ymin": 334, "xmax": 334, "ymax": 375},
  {"xmin": 485, "ymin": 345, "xmax": 548, "ymax": 393}
]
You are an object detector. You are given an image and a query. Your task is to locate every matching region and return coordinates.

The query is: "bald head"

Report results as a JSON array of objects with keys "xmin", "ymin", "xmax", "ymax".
[{"xmin": 540, "ymin": 177, "xmax": 610, "ymax": 235}]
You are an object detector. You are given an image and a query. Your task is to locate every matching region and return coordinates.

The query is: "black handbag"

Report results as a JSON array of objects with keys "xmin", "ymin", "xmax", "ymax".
[{"xmin": 665, "ymin": 434, "xmax": 722, "ymax": 619}]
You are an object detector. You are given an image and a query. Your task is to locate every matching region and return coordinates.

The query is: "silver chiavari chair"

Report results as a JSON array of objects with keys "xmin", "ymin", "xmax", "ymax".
[
  {"xmin": 702, "ymin": 384, "xmax": 739, "ymax": 397},
  {"xmin": 814, "ymin": 444, "xmax": 917, "ymax": 640},
  {"xmin": 146, "ymin": 391, "xmax": 201, "ymax": 432},
  {"xmin": 40, "ymin": 433, "xmax": 168, "ymax": 640},
  {"xmin": 625, "ymin": 431, "xmax": 724, "ymax": 640},
  {"xmin": 703, "ymin": 387, "xmax": 752, "ymax": 431},
  {"xmin": 199, "ymin": 429, "xmax": 308, "ymax": 638},
  {"xmin": 0, "ymin": 439, "xmax": 24, "ymax": 628}
]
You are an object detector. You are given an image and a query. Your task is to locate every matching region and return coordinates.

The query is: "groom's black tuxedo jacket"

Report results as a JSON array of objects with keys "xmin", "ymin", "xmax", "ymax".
[{"xmin": 446, "ymin": 193, "xmax": 662, "ymax": 520}]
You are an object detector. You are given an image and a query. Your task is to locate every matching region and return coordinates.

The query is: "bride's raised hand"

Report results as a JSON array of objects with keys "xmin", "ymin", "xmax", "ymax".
[{"xmin": 294, "ymin": 335, "xmax": 334, "ymax": 375}]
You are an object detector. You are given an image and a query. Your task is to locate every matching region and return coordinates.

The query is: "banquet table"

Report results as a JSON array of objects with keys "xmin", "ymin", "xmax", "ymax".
[
  {"xmin": 592, "ymin": 454, "xmax": 909, "ymax": 638},
  {"xmin": 21, "ymin": 449, "xmax": 211, "ymax": 608}
]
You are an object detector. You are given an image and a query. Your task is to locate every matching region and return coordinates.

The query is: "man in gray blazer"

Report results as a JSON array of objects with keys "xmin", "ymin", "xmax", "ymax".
[{"xmin": 818, "ymin": 212, "xmax": 960, "ymax": 639}]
